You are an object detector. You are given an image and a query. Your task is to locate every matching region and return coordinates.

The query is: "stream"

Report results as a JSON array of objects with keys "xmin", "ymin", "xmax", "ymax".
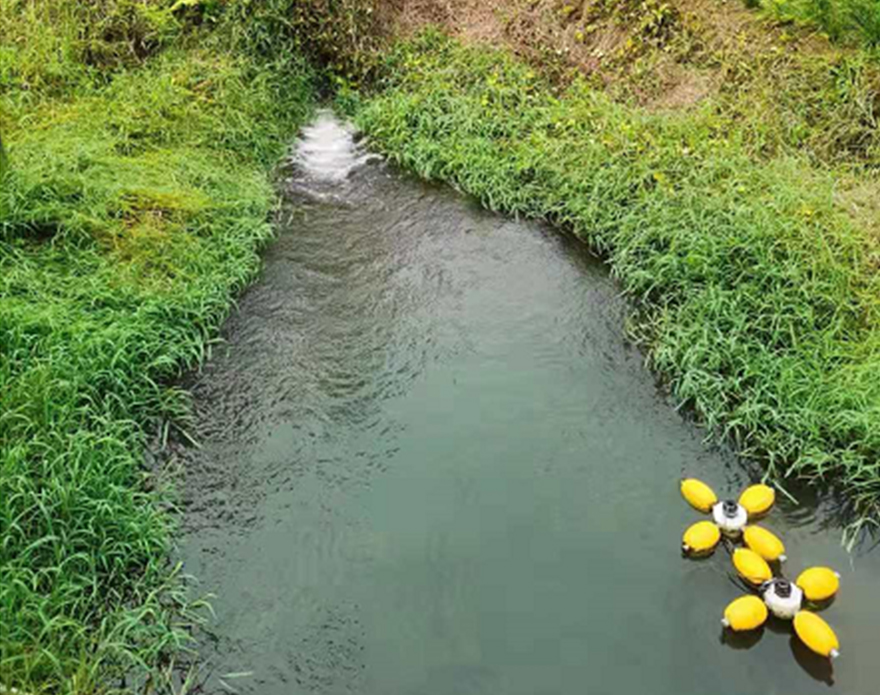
[{"xmin": 180, "ymin": 111, "xmax": 880, "ymax": 695}]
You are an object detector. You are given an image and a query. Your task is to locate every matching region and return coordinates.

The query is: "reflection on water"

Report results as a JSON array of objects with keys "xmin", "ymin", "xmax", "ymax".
[{"xmin": 180, "ymin": 111, "xmax": 880, "ymax": 695}]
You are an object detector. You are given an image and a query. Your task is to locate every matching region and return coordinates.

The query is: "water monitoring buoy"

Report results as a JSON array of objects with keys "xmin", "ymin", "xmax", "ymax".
[
  {"xmin": 712, "ymin": 499, "xmax": 747, "ymax": 536},
  {"xmin": 762, "ymin": 578, "xmax": 802, "ymax": 619},
  {"xmin": 680, "ymin": 476, "xmax": 842, "ymax": 662}
]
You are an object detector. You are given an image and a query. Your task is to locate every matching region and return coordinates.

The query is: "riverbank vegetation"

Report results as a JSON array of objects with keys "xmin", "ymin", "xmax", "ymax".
[
  {"xmin": 756, "ymin": 0, "xmax": 880, "ymax": 47},
  {"xmin": 3, "ymin": 0, "xmax": 880, "ymax": 692},
  {"xmin": 351, "ymin": 12, "xmax": 880, "ymax": 526},
  {"xmin": 0, "ymin": 1, "xmax": 315, "ymax": 690}
]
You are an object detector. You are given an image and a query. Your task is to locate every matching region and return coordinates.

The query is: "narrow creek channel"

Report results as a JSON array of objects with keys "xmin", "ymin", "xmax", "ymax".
[{"xmin": 181, "ymin": 111, "xmax": 880, "ymax": 695}]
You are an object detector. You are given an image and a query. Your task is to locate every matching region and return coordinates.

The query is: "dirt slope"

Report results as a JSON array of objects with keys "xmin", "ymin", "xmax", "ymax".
[{"xmin": 380, "ymin": 0, "xmax": 842, "ymax": 109}]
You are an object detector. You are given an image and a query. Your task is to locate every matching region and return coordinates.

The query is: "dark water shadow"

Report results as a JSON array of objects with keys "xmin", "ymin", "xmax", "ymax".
[
  {"xmin": 805, "ymin": 595, "xmax": 838, "ymax": 612},
  {"xmin": 720, "ymin": 626, "xmax": 764, "ymax": 651},
  {"xmin": 764, "ymin": 615, "xmax": 793, "ymax": 636},
  {"xmin": 791, "ymin": 634, "xmax": 835, "ymax": 686}
]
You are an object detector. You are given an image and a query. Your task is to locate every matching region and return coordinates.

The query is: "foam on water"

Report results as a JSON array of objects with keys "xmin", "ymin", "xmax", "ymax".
[{"xmin": 293, "ymin": 109, "xmax": 372, "ymax": 182}]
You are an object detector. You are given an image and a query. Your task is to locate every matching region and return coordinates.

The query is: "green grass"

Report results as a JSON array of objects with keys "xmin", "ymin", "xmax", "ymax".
[
  {"xmin": 0, "ymin": 2, "xmax": 315, "ymax": 690},
  {"xmin": 351, "ymin": 30, "xmax": 880, "ymax": 525},
  {"xmin": 754, "ymin": 0, "xmax": 880, "ymax": 48}
]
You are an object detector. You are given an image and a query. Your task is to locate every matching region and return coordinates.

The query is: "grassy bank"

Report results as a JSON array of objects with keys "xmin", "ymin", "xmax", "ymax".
[
  {"xmin": 0, "ymin": 2, "xmax": 314, "ymax": 690},
  {"xmin": 352, "ymin": 30, "xmax": 880, "ymax": 524},
  {"xmin": 755, "ymin": 0, "xmax": 880, "ymax": 48},
  {"xmin": 383, "ymin": 1, "xmax": 880, "ymax": 168}
]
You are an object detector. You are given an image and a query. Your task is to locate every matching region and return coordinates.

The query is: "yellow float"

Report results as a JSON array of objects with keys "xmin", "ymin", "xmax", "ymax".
[
  {"xmin": 796, "ymin": 566, "xmax": 841, "ymax": 602},
  {"xmin": 738, "ymin": 484, "xmax": 775, "ymax": 517},
  {"xmin": 680, "ymin": 478, "xmax": 718, "ymax": 513},
  {"xmin": 742, "ymin": 525, "xmax": 786, "ymax": 562},
  {"xmin": 733, "ymin": 548, "xmax": 772, "ymax": 585},
  {"xmin": 682, "ymin": 521, "xmax": 721, "ymax": 555},
  {"xmin": 794, "ymin": 611, "xmax": 840, "ymax": 659},
  {"xmin": 722, "ymin": 595, "xmax": 768, "ymax": 631}
]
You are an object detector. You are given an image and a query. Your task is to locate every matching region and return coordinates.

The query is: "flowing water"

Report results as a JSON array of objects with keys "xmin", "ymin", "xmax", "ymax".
[{"xmin": 181, "ymin": 111, "xmax": 880, "ymax": 695}]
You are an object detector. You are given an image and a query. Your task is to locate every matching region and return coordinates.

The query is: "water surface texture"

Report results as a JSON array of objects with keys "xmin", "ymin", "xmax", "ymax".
[{"xmin": 182, "ymin": 112, "xmax": 880, "ymax": 695}]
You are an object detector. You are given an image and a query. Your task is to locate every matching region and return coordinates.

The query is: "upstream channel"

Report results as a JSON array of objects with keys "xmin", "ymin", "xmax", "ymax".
[{"xmin": 180, "ymin": 112, "xmax": 880, "ymax": 695}]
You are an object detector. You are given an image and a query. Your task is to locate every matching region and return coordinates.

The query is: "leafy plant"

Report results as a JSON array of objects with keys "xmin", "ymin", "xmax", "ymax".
[{"xmin": 221, "ymin": 0, "xmax": 387, "ymax": 84}]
